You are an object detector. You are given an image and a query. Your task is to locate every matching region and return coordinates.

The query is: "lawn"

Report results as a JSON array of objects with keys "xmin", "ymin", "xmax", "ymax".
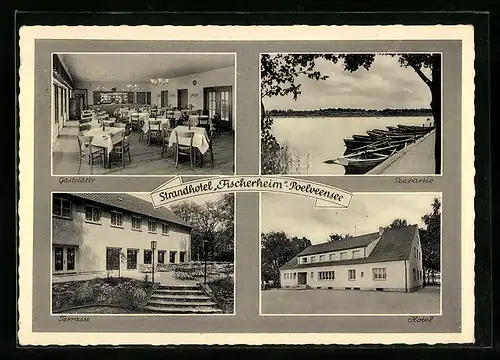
[{"xmin": 261, "ymin": 285, "xmax": 441, "ymax": 315}]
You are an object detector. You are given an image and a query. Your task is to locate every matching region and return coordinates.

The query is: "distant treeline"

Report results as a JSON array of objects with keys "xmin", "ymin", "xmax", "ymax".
[{"xmin": 268, "ymin": 108, "xmax": 434, "ymax": 117}]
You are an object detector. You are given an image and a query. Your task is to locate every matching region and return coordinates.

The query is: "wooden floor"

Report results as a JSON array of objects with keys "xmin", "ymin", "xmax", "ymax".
[{"xmin": 53, "ymin": 121, "xmax": 235, "ymax": 176}]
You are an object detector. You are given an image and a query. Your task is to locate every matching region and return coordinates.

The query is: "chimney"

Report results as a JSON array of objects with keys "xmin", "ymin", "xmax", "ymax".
[{"xmin": 379, "ymin": 227, "xmax": 384, "ymax": 236}]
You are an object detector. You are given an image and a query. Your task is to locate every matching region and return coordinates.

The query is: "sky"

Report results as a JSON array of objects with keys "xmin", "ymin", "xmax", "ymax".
[
  {"xmin": 260, "ymin": 192, "xmax": 440, "ymax": 245},
  {"xmin": 128, "ymin": 192, "xmax": 223, "ymax": 209},
  {"xmin": 262, "ymin": 54, "xmax": 432, "ymax": 111}
]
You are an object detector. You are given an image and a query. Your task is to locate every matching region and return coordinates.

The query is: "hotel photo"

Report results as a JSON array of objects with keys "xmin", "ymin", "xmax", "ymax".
[
  {"xmin": 260, "ymin": 192, "xmax": 441, "ymax": 315},
  {"xmin": 51, "ymin": 192, "xmax": 235, "ymax": 315},
  {"xmin": 52, "ymin": 52, "xmax": 236, "ymax": 176}
]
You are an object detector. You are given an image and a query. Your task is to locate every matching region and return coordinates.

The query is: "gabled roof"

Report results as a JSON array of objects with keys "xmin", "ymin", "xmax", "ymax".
[
  {"xmin": 296, "ymin": 232, "xmax": 380, "ymax": 256},
  {"xmin": 70, "ymin": 193, "xmax": 192, "ymax": 229},
  {"xmin": 280, "ymin": 225, "xmax": 419, "ymax": 270}
]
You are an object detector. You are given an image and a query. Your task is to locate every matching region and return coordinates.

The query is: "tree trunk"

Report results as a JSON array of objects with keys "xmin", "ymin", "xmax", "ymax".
[{"xmin": 430, "ymin": 54, "xmax": 442, "ymax": 175}]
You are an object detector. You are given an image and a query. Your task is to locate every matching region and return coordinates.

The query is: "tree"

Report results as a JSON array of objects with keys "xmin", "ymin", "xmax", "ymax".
[
  {"xmin": 420, "ymin": 197, "xmax": 441, "ymax": 274},
  {"xmin": 261, "ymin": 53, "xmax": 441, "ymax": 174},
  {"xmin": 170, "ymin": 193, "xmax": 235, "ymax": 261},
  {"xmin": 328, "ymin": 233, "xmax": 353, "ymax": 242},
  {"xmin": 261, "ymin": 231, "xmax": 311, "ymax": 284},
  {"xmin": 385, "ymin": 218, "xmax": 409, "ymax": 230}
]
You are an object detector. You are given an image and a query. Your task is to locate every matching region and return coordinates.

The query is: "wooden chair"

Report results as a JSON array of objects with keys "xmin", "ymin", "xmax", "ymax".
[
  {"xmin": 79, "ymin": 124, "xmax": 91, "ymax": 133},
  {"xmin": 79, "ymin": 117, "xmax": 92, "ymax": 125},
  {"xmin": 148, "ymin": 120, "xmax": 162, "ymax": 146},
  {"xmin": 130, "ymin": 114, "xmax": 140, "ymax": 131},
  {"xmin": 175, "ymin": 131, "xmax": 195, "ymax": 170},
  {"xmin": 110, "ymin": 127, "xmax": 132, "ymax": 168},
  {"xmin": 161, "ymin": 123, "xmax": 172, "ymax": 158},
  {"xmin": 200, "ymin": 128, "xmax": 215, "ymax": 168},
  {"xmin": 76, "ymin": 135, "xmax": 104, "ymax": 175}
]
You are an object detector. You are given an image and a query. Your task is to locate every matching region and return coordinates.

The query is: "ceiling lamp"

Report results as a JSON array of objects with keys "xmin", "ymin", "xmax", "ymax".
[
  {"xmin": 150, "ymin": 78, "xmax": 169, "ymax": 85},
  {"xmin": 126, "ymin": 84, "xmax": 144, "ymax": 91}
]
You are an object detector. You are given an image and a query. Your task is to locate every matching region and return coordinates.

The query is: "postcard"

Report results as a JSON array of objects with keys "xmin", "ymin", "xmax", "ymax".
[{"xmin": 18, "ymin": 24, "xmax": 475, "ymax": 345}]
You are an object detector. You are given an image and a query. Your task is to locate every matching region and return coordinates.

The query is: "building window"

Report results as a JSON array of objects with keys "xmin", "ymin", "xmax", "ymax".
[
  {"xmin": 310, "ymin": 272, "xmax": 314, "ymax": 279},
  {"xmin": 53, "ymin": 197, "xmax": 71, "ymax": 218},
  {"xmin": 311, "ymin": 256, "xmax": 316, "ymax": 263},
  {"xmin": 293, "ymin": 273, "xmax": 296, "ymax": 280},
  {"xmin": 413, "ymin": 268, "xmax": 416, "ymax": 280},
  {"xmin": 144, "ymin": 250, "xmax": 152, "ymax": 265},
  {"xmin": 169, "ymin": 251, "xmax": 176, "ymax": 263},
  {"xmin": 127, "ymin": 249, "xmax": 138, "ymax": 269},
  {"xmin": 352, "ymin": 250, "xmax": 361, "ymax": 258},
  {"xmin": 340, "ymin": 252, "xmax": 347, "ymax": 260},
  {"xmin": 329, "ymin": 254, "xmax": 334, "ymax": 261},
  {"xmin": 302, "ymin": 257, "xmax": 308, "ymax": 264},
  {"xmin": 157, "ymin": 250, "xmax": 166, "ymax": 264},
  {"xmin": 319, "ymin": 255, "xmax": 325, "ymax": 262},
  {"xmin": 179, "ymin": 251, "xmax": 186, "ymax": 263},
  {"xmin": 319, "ymin": 271, "xmax": 335, "ymax": 280},
  {"xmin": 148, "ymin": 220, "xmax": 157, "ymax": 233},
  {"xmin": 132, "ymin": 216, "xmax": 142, "ymax": 230},
  {"xmin": 162, "ymin": 223, "xmax": 169, "ymax": 235},
  {"xmin": 85, "ymin": 205, "xmax": 101, "ymax": 223},
  {"xmin": 373, "ymin": 268, "xmax": 387, "ymax": 280},
  {"xmin": 420, "ymin": 270, "xmax": 422, "ymax": 281},
  {"xmin": 110, "ymin": 211, "xmax": 123, "ymax": 227},
  {"xmin": 348, "ymin": 269, "xmax": 356, "ymax": 281}
]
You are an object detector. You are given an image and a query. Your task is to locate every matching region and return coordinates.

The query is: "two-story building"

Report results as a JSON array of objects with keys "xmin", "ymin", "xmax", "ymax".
[
  {"xmin": 279, "ymin": 225, "xmax": 424, "ymax": 292},
  {"xmin": 52, "ymin": 192, "xmax": 192, "ymax": 277}
]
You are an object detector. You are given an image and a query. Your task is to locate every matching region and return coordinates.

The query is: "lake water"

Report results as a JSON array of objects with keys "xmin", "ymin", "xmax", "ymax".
[{"xmin": 270, "ymin": 116, "xmax": 433, "ymax": 174}]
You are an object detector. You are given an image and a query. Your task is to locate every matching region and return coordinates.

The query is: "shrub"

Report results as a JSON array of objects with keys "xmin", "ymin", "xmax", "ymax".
[
  {"xmin": 132, "ymin": 288, "xmax": 148, "ymax": 308},
  {"xmin": 70, "ymin": 282, "xmax": 95, "ymax": 306}
]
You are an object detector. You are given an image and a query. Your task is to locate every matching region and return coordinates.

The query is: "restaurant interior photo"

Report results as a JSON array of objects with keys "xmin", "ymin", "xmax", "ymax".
[{"xmin": 51, "ymin": 52, "xmax": 236, "ymax": 175}]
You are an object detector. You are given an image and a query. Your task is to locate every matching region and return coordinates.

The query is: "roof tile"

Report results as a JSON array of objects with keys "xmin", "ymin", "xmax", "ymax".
[{"xmin": 70, "ymin": 193, "xmax": 192, "ymax": 228}]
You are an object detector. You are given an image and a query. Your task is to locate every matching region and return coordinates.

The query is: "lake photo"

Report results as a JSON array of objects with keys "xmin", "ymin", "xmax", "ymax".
[
  {"xmin": 270, "ymin": 116, "xmax": 434, "ymax": 175},
  {"xmin": 260, "ymin": 53, "xmax": 442, "ymax": 175}
]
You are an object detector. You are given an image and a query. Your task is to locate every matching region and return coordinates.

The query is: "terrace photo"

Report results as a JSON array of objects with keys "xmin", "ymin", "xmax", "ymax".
[
  {"xmin": 52, "ymin": 52, "xmax": 235, "ymax": 176},
  {"xmin": 260, "ymin": 53, "xmax": 442, "ymax": 175},
  {"xmin": 51, "ymin": 192, "xmax": 234, "ymax": 315},
  {"xmin": 260, "ymin": 192, "xmax": 442, "ymax": 315}
]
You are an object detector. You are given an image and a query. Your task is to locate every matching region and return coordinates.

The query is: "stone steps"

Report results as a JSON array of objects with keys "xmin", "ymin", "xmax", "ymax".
[
  {"xmin": 145, "ymin": 284, "xmax": 222, "ymax": 314},
  {"xmin": 148, "ymin": 299, "xmax": 218, "ymax": 307},
  {"xmin": 150, "ymin": 293, "xmax": 212, "ymax": 301},
  {"xmin": 144, "ymin": 305, "xmax": 223, "ymax": 314}
]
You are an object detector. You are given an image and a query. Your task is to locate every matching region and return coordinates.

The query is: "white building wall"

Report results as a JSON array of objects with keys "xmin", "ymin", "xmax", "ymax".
[
  {"xmin": 281, "ymin": 260, "xmax": 407, "ymax": 291},
  {"xmin": 407, "ymin": 231, "xmax": 424, "ymax": 290},
  {"xmin": 53, "ymin": 200, "xmax": 191, "ymax": 274}
]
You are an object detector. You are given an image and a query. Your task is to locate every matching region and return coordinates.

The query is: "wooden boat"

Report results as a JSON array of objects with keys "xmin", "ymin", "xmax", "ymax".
[
  {"xmin": 352, "ymin": 134, "xmax": 372, "ymax": 141},
  {"xmin": 386, "ymin": 125, "xmax": 399, "ymax": 131},
  {"xmin": 343, "ymin": 138, "xmax": 376, "ymax": 150}
]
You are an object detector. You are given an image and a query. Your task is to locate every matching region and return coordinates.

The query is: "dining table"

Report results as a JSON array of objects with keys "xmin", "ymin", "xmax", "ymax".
[
  {"xmin": 141, "ymin": 118, "xmax": 170, "ymax": 135},
  {"xmin": 188, "ymin": 115, "xmax": 211, "ymax": 127},
  {"xmin": 168, "ymin": 125, "xmax": 210, "ymax": 156},
  {"xmin": 81, "ymin": 127, "xmax": 125, "ymax": 168}
]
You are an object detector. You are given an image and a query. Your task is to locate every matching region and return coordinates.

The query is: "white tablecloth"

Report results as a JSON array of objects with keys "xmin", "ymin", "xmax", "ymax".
[
  {"xmin": 168, "ymin": 126, "xmax": 210, "ymax": 154},
  {"xmin": 83, "ymin": 127, "xmax": 125, "ymax": 154},
  {"xmin": 142, "ymin": 118, "xmax": 169, "ymax": 134},
  {"xmin": 166, "ymin": 110, "xmax": 182, "ymax": 120},
  {"xmin": 129, "ymin": 112, "xmax": 150, "ymax": 121}
]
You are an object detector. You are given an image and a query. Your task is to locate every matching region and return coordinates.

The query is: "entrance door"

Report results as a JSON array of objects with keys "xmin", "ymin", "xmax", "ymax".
[
  {"xmin": 106, "ymin": 247, "xmax": 121, "ymax": 271},
  {"xmin": 161, "ymin": 90, "xmax": 168, "ymax": 108},
  {"xmin": 297, "ymin": 272, "xmax": 307, "ymax": 285},
  {"xmin": 203, "ymin": 86, "xmax": 233, "ymax": 128},
  {"xmin": 53, "ymin": 246, "xmax": 77, "ymax": 274},
  {"xmin": 177, "ymin": 89, "xmax": 188, "ymax": 109}
]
